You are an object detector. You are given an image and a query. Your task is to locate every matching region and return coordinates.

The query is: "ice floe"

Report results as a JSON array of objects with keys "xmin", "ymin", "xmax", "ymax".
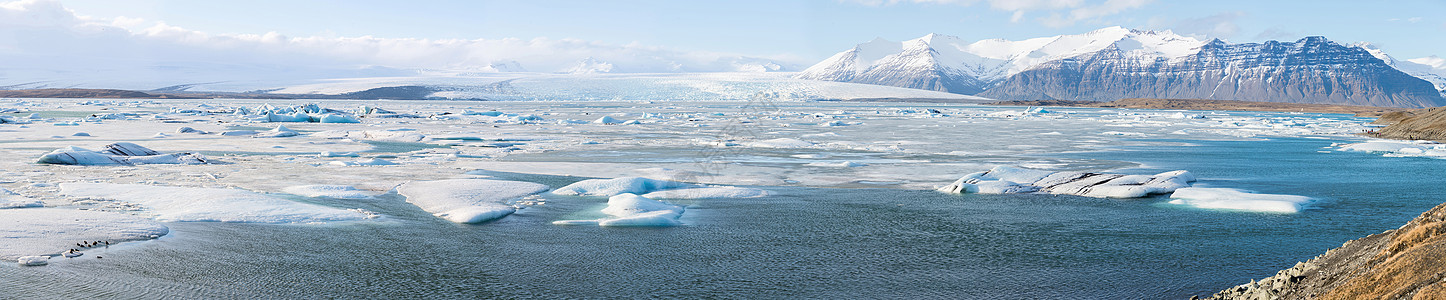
[
  {"xmin": 0, "ymin": 208, "xmax": 169, "ymax": 261},
  {"xmin": 938, "ymin": 166, "xmax": 1195, "ymax": 198},
  {"xmin": 283, "ymin": 185, "xmax": 376, "ymax": 199},
  {"xmin": 1167, "ymin": 187, "xmax": 1313, "ymax": 213},
  {"xmin": 60, "ymin": 183, "xmax": 371, "ymax": 223},
  {"xmin": 395, "ymin": 179, "xmax": 550, "ymax": 223},
  {"xmin": 641, "ymin": 186, "xmax": 771, "ymax": 199},
  {"xmin": 552, "ymin": 193, "xmax": 684, "ymax": 227},
  {"xmin": 36, "ymin": 142, "xmax": 209, "ymax": 166},
  {"xmin": 1336, "ymin": 140, "xmax": 1446, "ymax": 158}
]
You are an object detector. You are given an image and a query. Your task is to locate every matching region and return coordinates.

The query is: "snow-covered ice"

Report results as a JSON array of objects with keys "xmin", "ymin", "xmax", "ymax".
[
  {"xmin": 1167, "ymin": 187, "xmax": 1313, "ymax": 213},
  {"xmin": 283, "ymin": 185, "xmax": 377, "ymax": 199},
  {"xmin": 641, "ymin": 187, "xmax": 771, "ymax": 199},
  {"xmin": 60, "ymin": 183, "xmax": 371, "ymax": 223},
  {"xmin": 395, "ymin": 179, "xmax": 550, "ymax": 223},
  {"xmin": 36, "ymin": 142, "xmax": 209, "ymax": 165},
  {"xmin": 0, "ymin": 208, "xmax": 169, "ymax": 261},
  {"xmin": 938, "ymin": 166, "xmax": 1195, "ymax": 198}
]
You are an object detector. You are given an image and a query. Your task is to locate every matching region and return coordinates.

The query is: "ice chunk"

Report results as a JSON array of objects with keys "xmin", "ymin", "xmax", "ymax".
[
  {"xmin": 551, "ymin": 177, "xmax": 697, "ymax": 196},
  {"xmin": 0, "ymin": 208, "xmax": 169, "ymax": 261},
  {"xmin": 253, "ymin": 125, "xmax": 299, "ymax": 138},
  {"xmin": 1338, "ymin": 141, "xmax": 1432, "ymax": 153},
  {"xmin": 329, "ymin": 158, "xmax": 397, "ymax": 166},
  {"xmin": 17, "ymin": 256, "xmax": 48, "ymax": 266},
  {"xmin": 319, "ymin": 151, "xmax": 360, "ymax": 157},
  {"xmin": 805, "ymin": 161, "xmax": 867, "ymax": 167},
  {"xmin": 1168, "ymin": 188, "xmax": 1313, "ymax": 213},
  {"xmin": 939, "ymin": 167, "xmax": 1195, "ymax": 198},
  {"xmin": 743, "ymin": 138, "xmax": 815, "ymax": 148},
  {"xmin": 396, "ymin": 179, "xmax": 550, "ymax": 224},
  {"xmin": 552, "ymin": 193, "xmax": 684, "ymax": 227},
  {"xmin": 593, "ymin": 116, "xmax": 624, "ymax": 124},
  {"xmin": 1, "ymin": 189, "xmax": 42, "ymax": 209},
  {"xmin": 318, "ymin": 114, "xmax": 360, "ymax": 123},
  {"xmin": 36, "ymin": 143, "xmax": 209, "ymax": 165},
  {"xmin": 642, "ymin": 187, "xmax": 771, "ymax": 199},
  {"xmin": 59, "ymin": 183, "xmax": 370, "ymax": 223},
  {"xmin": 312, "ymin": 130, "xmax": 426, "ymax": 142},
  {"xmin": 283, "ymin": 185, "xmax": 375, "ymax": 199}
]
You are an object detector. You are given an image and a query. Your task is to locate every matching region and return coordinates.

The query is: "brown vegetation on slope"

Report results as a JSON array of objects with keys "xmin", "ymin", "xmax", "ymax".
[
  {"xmin": 989, "ymin": 98, "xmax": 1412, "ymax": 115},
  {"xmin": 1206, "ymin": 202, "xmax": 1446, "ymax": 299}
]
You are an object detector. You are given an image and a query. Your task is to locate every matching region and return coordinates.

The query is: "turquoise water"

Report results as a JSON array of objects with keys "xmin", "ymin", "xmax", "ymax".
[{"xmin": 3, "ymin": 136, "xmax": 1440, "ymax": 299}]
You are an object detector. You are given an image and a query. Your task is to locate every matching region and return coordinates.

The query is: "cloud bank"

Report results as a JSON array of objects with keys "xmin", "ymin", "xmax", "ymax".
[{"xmin": 0, "ymin": 0, "xmax": 794, "ymax": 90}]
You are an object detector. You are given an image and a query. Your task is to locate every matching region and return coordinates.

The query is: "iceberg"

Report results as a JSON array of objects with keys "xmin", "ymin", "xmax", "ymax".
[
  {"xmin": 593, "ymin": 116, "xmax": 625, "ymax": 124},
  {"xmin": 36, "ymin": 142, "xmax": 209, "ymax": 166},
  {"xmin": 396, "ymin": 179, "xmax": 551, "ymax": 224},
  {"xmin": 551, "ymin": 177, "xmax": 698, "ymax": 196},
  {"xmin": 59, "ymin": 183, "xmax": 370, "ymax": 223},
  {"xmin": 551, "ymin": 193, "xmax": 684, "ymax": 227},
  {"xmin": 939, "ymin": 166, "xmax": 1195, "ymax": 198},
  {"xmin": 1168, "ymin": 188, "xmax": 1313, "ymax": 213}
]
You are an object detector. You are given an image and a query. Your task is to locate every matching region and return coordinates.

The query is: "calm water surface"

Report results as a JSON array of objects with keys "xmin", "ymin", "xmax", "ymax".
[{"xmin": 3, "ymin": 136, "xmax": 1441, "ymax": 299}]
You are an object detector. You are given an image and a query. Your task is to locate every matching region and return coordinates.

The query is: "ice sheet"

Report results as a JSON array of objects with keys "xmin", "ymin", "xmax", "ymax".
[
  {"xmin": 0, "ymin": 208, "xmax": 169, "ymax": 261},
  {"xmin": 395, "ymin": 179, "xmax": 550, "ymax": 223},
  {"xmin": 1167, "ymin": 187, "xmax": 1313, "ymax": 213},
  {"xmin": 60, "ymin": 183, "xmax": 371, "ymax": 223}
]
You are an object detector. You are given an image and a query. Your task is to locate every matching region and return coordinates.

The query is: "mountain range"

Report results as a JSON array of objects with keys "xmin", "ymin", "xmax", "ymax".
[{"xmin": 797, "ymin": 27, "xmax": 1446, "ymax": 108}]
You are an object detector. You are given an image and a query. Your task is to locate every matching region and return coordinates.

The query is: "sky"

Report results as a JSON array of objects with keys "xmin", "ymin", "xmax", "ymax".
[
  {"xmin": 0, "ymin": 0, "xmax": 1442, "ymax": 88},
  {"xmin": 45, "ymin": 0, "xmax": 1446, "ymax": 61}
]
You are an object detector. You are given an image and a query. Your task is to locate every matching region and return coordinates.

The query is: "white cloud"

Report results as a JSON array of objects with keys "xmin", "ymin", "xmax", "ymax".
[
  {"xmin": 1162, "ymin": 11, "xmax": 1245, "ymax": 40},
  {"xmin": 845, "ymin": 0, "xmax": 1151, "ymax": 27},
  {"xmin": 0, "ymin": 0, "xmax": 795, "ymax": 86}
]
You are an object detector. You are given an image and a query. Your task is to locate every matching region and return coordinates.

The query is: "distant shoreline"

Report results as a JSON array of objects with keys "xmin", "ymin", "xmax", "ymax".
[{"xmin": 986, "ymin": 98, "xmax": 1414, "ymax": 116}]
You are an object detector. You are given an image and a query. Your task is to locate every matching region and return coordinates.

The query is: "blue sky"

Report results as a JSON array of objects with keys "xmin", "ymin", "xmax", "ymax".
[{"xmin": 42, "ymin": 0, "xmax": 1446, "ymax": 61}]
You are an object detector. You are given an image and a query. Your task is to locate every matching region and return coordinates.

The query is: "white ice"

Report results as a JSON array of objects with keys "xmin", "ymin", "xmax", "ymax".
[
  {"xmin": 282, "ymin": 185, "xmax": 376, "ymax": 199},
  {"xmin": 551, "ymin": 177, "xmax": 698, "ymax": 196},
  {"xmin": 1167, "ymin": 187, "xmax": 1313, "ymax": 213},
  {"xmin": 551, "ymin": 193, "xmax": 684, "ymax": 227},
  {"xmin": 939, "ymin": 166, "xmax": 1195, "ymax": 198},
  {"xmin": 60, "ymin": 183, "xmax": 371, "ymax": 223},
  {"xmin": 395, "ymin": 179, "xmax": 550, "ymax": 223},
  {"xmin": 0, "ymin": 208, "xmax": 169, "ymax": 261},
  {"xmin": 641, "ymin": 187, "xmax": 771, "ymax": 199},
  {"xmin": 36, "ymin": 142, "xmax": 209, "ymax": 165}
]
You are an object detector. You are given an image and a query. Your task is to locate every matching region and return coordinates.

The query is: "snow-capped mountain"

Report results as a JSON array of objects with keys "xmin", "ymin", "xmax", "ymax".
[
  {"xmin": 800, "ymin": 27, "xmax": 1446, "ymax": 108},
  {"xmin": 1361, "ymin": 44, "xmax": 1446, "ymax": 98}
]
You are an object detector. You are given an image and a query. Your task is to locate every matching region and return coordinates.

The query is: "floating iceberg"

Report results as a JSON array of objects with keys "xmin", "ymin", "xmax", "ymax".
[
  {"xmin": 396, "ymin": 179, "xmax": 550, "ymax": 224},
  {"xmin": 0, "ymin": 208, "xmax": 169, "ymax": 261},
  {"xmin": 36, "ymin": 142, "xmax": 209, "ymax": 166},
  {"xmin": 17, "ymin": 256, "xmax": 48, "ymax": 266},
  {"xmin": 59, "ymin": 183, "xmax": 370, "ymax": 223},
  {"xmin": 551, "ymin": 177, "xmax": 697, "ymax": 196},
  {"xmin": 552, "ymin": 193, "xmax": 684, "ymax": 227},
  {"xmin": 938, "ymin": 166, "xmax": 1195, "ymax": 198},
  {"xmin": 283, "ymin": 185, "xmax": 376, "ymax": 199},
  {"xmin": 1167, "ymin": 188, "xmax": 1313, "ymax": 213}
]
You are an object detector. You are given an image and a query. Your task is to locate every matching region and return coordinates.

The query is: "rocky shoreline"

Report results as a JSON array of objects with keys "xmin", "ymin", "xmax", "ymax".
[{"xmin": 1202, "ymin": 201, "xmax": 1446, "ymax": 299}]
